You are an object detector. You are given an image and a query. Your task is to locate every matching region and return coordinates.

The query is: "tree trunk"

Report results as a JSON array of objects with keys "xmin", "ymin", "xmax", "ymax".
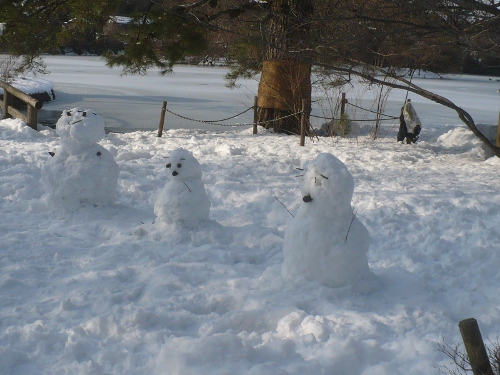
[{"xmin": 257, "ymin": 0, "xmax": 313, "ymax": 134}]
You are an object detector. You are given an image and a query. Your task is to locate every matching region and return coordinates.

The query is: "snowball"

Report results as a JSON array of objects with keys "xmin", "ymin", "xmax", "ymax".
[
  {"xmin": 282, "ymin": 153, "xmax": 373, "ymax": 288},
  {"xmin": 56, "ymin": 108, "xmax": 106, "ymax": 148},
  {"xmin": 154, "ymin": 148, "xmax": 211, "ymax": 226},
  {"xmin": 41, "ymin": 144, "xmax": 119, "ymax": 210}
]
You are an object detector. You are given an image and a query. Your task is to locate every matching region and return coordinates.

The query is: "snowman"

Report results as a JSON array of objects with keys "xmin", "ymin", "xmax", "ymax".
[
  {"xmin": 282, "ymin": 153, "xmax": 373, "ymax": 288},
  {"xmin": 154, "ymin": 147, "xmax": 211, "ymax": 227},
  {"xmin": 41, "ymin": 108, "xmax": 119, "ymax": 210}
]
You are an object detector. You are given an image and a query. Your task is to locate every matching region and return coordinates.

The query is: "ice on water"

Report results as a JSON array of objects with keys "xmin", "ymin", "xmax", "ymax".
[{"xmin": 282, "ymin": 153, "xmax": 373, "ymax": 288}]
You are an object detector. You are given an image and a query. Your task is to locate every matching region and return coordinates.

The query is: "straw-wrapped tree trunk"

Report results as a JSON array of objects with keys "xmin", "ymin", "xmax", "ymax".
[{"xmin": 257, "ymin": 0, "xmax": 313, "ymax": 134}]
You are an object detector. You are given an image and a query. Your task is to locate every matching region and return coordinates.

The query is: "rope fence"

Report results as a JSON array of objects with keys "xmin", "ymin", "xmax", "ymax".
[
  {"xmin": 164, "ymin": 106, "xmax": 301, "ymax": 127},
  {"xmin": 157, "ymin": 94, "xmax": 401, "ymax": 145}
]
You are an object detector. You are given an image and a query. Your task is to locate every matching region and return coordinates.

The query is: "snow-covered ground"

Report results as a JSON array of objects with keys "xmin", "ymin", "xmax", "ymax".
[{"xmin": 1, "ymin": 57, "xmax": 500, "ymax": 375}]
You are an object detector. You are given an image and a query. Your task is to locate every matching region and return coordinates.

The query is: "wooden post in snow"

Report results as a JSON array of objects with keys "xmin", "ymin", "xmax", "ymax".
[
  {"xmin": 458, "ymin": 318, "xmax": 494, "ymax": 375},
  {"xmin": 300, "ymin": 99, "xmax": 306, "ymax": 146},
  {"xmin": 340, "ymin": 93, "xmax": 347, "ymax": 117},
  {"xmin": 157, "ymin": 101, "xmax": 167, "ymax": 137},
  {"xmin": 496, "ymin": 110, "xmax": 500, "ymax": 147},
  {"xmin": 0, "ymin": 80, "xmax": 42, "ymax": 130},
  {"xmin": 253, "ymin": 96, "xmax": 258, "ymax": 134}
]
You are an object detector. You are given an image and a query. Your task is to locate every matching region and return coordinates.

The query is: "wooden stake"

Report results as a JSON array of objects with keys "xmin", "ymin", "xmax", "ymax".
[
  {"xmin": 27, "ymin": 105, "xmax": 38, "ymax": 130},
  {"xmin": 458, "ymin": 318, "xmax": 494, "ymax": 375},
  {"xmin": 253, "ymin": 96, "xmax": 258, "ymax": 134},
  {"xmin": 496, "ymin": 110, "xmax": 500, "ymax": 148},
  {"xmin": 340, "ymin": 93, "xmax": 347, "ymax": 117},
  {"xmin": 2, "ymin": 90, "xmax": 13, "ymax": 120},
  {"xmin": 300, "ymin": 99, "xmax": 306, "ymax": 146},
  {"xmin": 157, "ymin": 101, "xmax": 167, "ymax": 137}
]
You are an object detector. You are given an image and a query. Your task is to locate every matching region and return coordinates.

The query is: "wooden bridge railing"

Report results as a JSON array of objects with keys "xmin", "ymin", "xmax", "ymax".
[{"xmin": 0, "ymin": 80, "xmax": 42, "ymax": 130}]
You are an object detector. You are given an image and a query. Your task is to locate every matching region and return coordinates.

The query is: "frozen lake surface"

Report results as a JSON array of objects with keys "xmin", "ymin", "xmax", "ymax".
[{"xmin": 37, "ymin": 56, "xmax": 500, "ymax": 132}]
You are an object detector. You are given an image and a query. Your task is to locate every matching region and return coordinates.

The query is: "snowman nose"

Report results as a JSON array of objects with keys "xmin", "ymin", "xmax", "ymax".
[{"xmin": 172, "ymin": 171, "xmax": 178, "ymax": 176}]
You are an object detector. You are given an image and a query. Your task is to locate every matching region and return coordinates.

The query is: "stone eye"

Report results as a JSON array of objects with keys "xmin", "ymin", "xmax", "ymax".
[
  {"xmin": 166, "ymin": 163, "xmax": 171, "ymax": 168},
  {"xmin": 177, "ymin": 164, "xmax": 182, "ymax": 168},
  {"xmin": 97, "ymin": 152, "xmax": 101, "ymax": 156}
]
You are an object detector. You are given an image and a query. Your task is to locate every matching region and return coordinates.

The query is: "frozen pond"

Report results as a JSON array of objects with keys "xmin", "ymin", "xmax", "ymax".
[{"xmin": 38, "ymin": 55, "xmax": 500, "ymax": 132}]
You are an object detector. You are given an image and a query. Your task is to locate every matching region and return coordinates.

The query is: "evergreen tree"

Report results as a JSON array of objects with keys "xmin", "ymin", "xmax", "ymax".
[{"xmin": 1, "ymin": 0, "xmax": 499, "ymax": 144}]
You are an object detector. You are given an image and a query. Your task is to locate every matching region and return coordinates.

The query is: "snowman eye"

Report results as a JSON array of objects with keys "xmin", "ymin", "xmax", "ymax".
[
  {"xmin": 166, "ymin": 163, "xmax": 171, "ymax": 168},
  {"xmin": 97, "ymin": 151, "xmax": 101, "ymax": 156},
  {"xmin": 66, "ymin": 111, "xmax": 71, "ymax": 116},
  {"xmin": 177, "ymin": 164, "xmax": 182, "ymax": 168},
  {"xmin": 82, "ymin": 111, "xmax": 87, "ymax": 117}
]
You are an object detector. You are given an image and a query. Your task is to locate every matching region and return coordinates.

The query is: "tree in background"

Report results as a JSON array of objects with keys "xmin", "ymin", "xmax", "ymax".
[
  {"xmin": 1, "ymin": 0, "xmax": 499, "ymax": 154},
  {"xmin": 256, "ymin": 0, "xmax": 313, "ymax": 134}
]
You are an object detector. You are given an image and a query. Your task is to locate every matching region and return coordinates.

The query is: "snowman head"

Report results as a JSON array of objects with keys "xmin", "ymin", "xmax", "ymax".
[
  {"xmin": 56, "ymin": 108, "xmax": 105, "ymax": 146},
  {"xmin": 165, "ymin": 148, "xmax": 202, "ymax": 181},
  {"xmin": 299, "ymin": 153, "xmax": 354, "ymax": 208}
]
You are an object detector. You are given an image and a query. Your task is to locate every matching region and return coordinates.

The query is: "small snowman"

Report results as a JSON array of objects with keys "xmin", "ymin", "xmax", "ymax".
[
  {"xmin": 154, "ymin": 147, "xmax": 211, "ymax": 227},
  {"xmin": 282, "ymin": 153, "xmax": 373, "ymax": 288},
  {"xmin": 41, "ymin": 108, "xmax": 119, "ymax": 210}
]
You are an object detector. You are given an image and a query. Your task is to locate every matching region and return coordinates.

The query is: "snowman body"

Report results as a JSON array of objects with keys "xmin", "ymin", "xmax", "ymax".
[
  {"xmin": 282, "ymin": 153, "xmax": 371, "ymax": 288},
  {"xmin": 154, "ymin": 148, "xmax": 211, "ymax": 226},
  {"xmin": 41, "ymin": 108, "xmax": 118, "ymax": 209}
]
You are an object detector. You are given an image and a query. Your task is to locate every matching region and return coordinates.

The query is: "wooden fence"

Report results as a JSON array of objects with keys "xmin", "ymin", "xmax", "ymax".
[{"xmin": 0, "ymin": 80, "xmax": 42, "ymax": 130}]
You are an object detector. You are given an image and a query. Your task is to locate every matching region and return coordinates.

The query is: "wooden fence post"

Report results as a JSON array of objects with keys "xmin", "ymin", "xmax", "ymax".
[
  {"xmin": 458, "ymin": 318, "xmax": 494, "ymax": 375},
  {"xmin": 157, "ymin": 101, "xmax": 167, "ymax": 137},
  {"xmin": 27, "ymin": 105, "xmax": 38, "ymax": 130},
  {"xmin": 340, "ymin": 93, "xmax": 347, "ymax": 117},
  {"xmin": 300, "ymin": 99, "xmax": 306, "ymax": 146},
  {"xmin": 2, "ymin": 90, "xmax": 13, "ymax": 120},
  {"xmin": 253, "ymin": 96, "xmax": 258, "ymax": 134},
  {"xmin": 0, "ymin": 81, "xmax": 42, "ymax": 128},
  {"xmin": 496, "ymin": 110, "xmax": 500, "ymax": 148}
]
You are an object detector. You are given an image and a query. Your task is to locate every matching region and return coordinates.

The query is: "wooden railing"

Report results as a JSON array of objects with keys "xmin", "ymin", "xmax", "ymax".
[{"xmin": 0, "ymin": 80, "xmax": 42, "ymax": 130}]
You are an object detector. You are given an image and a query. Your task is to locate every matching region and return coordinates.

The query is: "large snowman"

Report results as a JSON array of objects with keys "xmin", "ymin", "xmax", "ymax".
[
  {"xmin": 41, "ymin": 108, "xmax": 119, "ymax": 210},
  {"xmin": 282, "ymin": 153, "xmax": 373, "ymax": 288},
  {"xmin": 154, "ymin": 147, "xmax": 211, "ymax": 227}
]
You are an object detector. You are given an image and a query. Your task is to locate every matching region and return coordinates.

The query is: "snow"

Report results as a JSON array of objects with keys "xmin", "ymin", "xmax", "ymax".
[
  {"xmin": 282, "ymin": 153, "xmax": 373, "ymax": 289},
  {"xmin": 0, "ymin": 76, "xmax": 55, "ymax": 99},
  {"xmin": 40, "ymin": 108, "xmax": 118, "ymax": 211},
  {"xmin": 1, "ymin": 58, "xmax": 500, "ymax": 374},
  {"xmin": 154, "ymin": 147, "xmax": 211, "ymax": 226}
]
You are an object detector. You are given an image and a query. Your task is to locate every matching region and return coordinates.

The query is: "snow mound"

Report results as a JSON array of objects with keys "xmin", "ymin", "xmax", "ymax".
[
  {"xmin": 437, "ymin": 125, "xmax": 497, "ymax": 158},
  {"xmin": 0, "ymin": 118, "xmax": 45, "ymax": 140}
]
